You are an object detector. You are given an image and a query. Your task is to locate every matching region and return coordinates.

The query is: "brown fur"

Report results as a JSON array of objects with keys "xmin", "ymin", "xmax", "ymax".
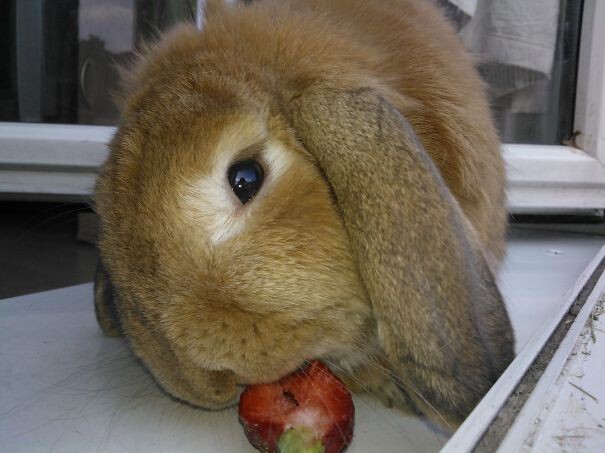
[
  {"xmin": 94, "ymin": 0, "xmax": 514, "ymax": 429},
  {"xmin": 289, "ymin": 86, "xmax": 514, "ymax": 427}
]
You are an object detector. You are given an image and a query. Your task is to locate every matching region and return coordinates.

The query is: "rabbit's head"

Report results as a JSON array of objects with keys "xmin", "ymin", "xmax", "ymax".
[{"xmin": 95, "ymin": 1, "xmax": 514, "ymax": 428}]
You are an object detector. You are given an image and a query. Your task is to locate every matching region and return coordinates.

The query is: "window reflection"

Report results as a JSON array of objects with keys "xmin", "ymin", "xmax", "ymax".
[
  {"xmin": 0, "ymin": 0, "xmax": 584, "ymax": 146},
  {"xmin": 78, "ymin": 0, "xmax": 135, "ymax": 124},
  {"xmin": 0, "ymin": 0, "xmax": 194, "ymax": 126},
  {"xmin": 442, "ymin": 0, "xmax": 583, "ymax": 145}
]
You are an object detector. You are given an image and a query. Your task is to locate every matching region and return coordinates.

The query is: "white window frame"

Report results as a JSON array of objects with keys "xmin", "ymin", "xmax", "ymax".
[
  {"xmin": 0, "ymin": 0, "xmax": 604, "ymax": 214},
  {"xmin": 506, "ymin": 0, "xmax": 605, "ymax": 214}
]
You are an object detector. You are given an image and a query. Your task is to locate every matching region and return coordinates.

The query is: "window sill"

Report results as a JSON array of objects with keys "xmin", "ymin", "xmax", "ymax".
[
  {"xmin": 444, "ymin": 233, "xmax": 605, "ymax": 451},
  {"xmin": 2, "ymin": 123, "xmax": 605, "ymax": 214},
  {"xmin": 505, "ymin": 144, "xmax": 605, "ymax": 214},
  {"xmin": 2, "ymin": 229, "xmax": 604, "ymax": 451}
]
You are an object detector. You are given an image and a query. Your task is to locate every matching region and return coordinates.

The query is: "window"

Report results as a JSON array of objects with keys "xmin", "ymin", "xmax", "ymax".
[
  {"xmin": 444, "ymin": 0, "xmax": 582, "ymax": 146},
  {"xmin": 0, "ymin": 0, "xmax": 196, "ymax": 126},
  {"xmin": 0, "ymin": 0, "xmax": 604, "ymax": 213}
]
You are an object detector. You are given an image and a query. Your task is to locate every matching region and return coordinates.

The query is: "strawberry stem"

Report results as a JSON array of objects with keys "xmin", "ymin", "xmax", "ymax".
[{"xmin": 277, "ymin": 427, "xmax": 325, "ymax": 453}]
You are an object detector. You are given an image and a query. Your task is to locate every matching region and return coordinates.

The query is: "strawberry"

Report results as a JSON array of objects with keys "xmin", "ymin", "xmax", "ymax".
[{"xmin": 238, "ymin": 361, "xmax": 355, "ymax": 453}]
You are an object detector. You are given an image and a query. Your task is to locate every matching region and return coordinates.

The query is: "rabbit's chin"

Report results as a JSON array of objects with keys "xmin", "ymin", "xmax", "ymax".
[
  {"xmin": 325, "ymin": 339, "xmax": 381, "ymax": 374},
  {"xmin": 226, "ymin": 341, "xmax": 373, "ymax": 386}
]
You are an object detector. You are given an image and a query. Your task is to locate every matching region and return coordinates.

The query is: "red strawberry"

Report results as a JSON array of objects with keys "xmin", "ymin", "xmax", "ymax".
[{"xmin": 238, "ymin": 361, "xmax": 355, "ymax": 453}]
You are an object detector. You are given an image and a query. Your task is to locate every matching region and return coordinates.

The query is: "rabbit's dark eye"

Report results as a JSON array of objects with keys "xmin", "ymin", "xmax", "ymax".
[{"xmin": 227, "ymin": 160, "xmax": 264, "ymax": 204}]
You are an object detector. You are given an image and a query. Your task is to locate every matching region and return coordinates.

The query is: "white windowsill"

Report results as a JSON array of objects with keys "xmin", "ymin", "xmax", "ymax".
[
  {"xmin": 505, "ymin": 144, "xmax": 605, "ymax": 214},
  {"xmin": 444, "ymin": 236, "xmax": 605, "ymax": 452},
  {"xmin": 2, "ymin": 123, "xmax": 605, "ymax": 214},
  {"xmin": 2, "ymin": 229, "xmax": 604, "ymax": 452},
  {"xmin": 0, "ymin": 123, "xmax": 112, "ymax": 198}
]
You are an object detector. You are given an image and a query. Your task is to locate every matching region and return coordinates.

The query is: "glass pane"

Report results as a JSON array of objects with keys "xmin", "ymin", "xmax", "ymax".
[
  {"xmin": 0, "ymin": 0, "xmax": 583, "ymax": 145},
  {"xmin": 0, "ymin": 0, "xmax": 195, "ymax": 126},
  {"xmin": 442, "ymin": 0, "xmax": 583, "ymax": 145}
]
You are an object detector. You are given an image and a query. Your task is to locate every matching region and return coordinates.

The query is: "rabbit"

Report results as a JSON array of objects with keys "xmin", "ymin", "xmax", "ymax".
[{"xmin": 94, "ymin": 0, "xmax": 515, "ymax": 430}]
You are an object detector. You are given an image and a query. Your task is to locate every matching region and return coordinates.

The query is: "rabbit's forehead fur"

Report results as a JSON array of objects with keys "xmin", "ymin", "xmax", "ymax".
[{"xmin": 96, "ymin": 45, "xmax": 373, "ymax": 382}]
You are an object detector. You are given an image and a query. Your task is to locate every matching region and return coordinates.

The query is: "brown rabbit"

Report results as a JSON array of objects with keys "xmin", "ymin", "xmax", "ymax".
[{"xmin": 94, "ymin": 0, "xmax": 515, "ymax": 430}]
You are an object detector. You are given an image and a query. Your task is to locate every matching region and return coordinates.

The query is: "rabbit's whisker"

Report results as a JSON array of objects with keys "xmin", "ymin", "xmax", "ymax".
[
  {"xmin": 323, "ymin": 358, "xmax": 428, "ymax": 441},
  {"xmin": 336, "ymin": 339, "xmax": 449, "ymax": 427}
]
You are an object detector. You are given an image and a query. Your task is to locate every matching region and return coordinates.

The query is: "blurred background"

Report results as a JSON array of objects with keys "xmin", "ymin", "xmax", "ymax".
[
  {"xmin": 0, "ymin": 0, "xmax": 197, "ymax": 298},
  {"xmin": 0, "ymin": 0, "xmax": 588, "ymax": 298}
]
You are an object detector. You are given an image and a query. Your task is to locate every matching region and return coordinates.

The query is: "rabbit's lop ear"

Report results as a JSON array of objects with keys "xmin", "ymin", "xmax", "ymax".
[
  {"xmin": 287, "ymin": 87, "xmax": 514, "ymax": 427},
  {"xmin": 94, "ymin": 259, "xmax": 121, "ymax": 337}
]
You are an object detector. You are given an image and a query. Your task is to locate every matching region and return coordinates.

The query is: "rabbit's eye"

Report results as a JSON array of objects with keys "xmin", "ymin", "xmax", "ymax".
[{"xmin": 228, "ymin": 160, "xmax": 264, "ymax": 204}]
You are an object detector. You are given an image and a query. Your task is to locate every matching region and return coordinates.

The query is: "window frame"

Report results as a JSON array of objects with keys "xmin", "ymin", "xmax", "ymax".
[
  {"xmin": 506, "ymin": 0, "xmax": 605, "ymax": 214},
  {"xmin": 0, "ymin": 0, "xmax": 604, "ymax": 214},
  {"xmin": 442, "ymin": 244, "xmax": 605, "ymax": 451}
]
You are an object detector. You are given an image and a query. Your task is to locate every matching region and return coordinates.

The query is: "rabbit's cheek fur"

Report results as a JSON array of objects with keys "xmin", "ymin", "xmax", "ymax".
[
  {"xmin": 98, "ymin": 110, "xmax": 373, "ymax": 392},
  {"xmin": 164, "ymin": 124, "xmax": 374, "ymax": 383},
  {"xmin": 95, "ymin": 0, "xmax": 516, "ymax": 422}
]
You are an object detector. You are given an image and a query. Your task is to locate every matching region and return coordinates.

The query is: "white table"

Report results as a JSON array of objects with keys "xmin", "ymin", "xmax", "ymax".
[{"xmin": 1, "ymin": 229, "xmax": 604, "ymax": 452}]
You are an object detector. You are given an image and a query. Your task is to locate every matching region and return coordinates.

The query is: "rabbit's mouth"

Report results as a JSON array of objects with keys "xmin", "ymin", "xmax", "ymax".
[
  {"xmin": 325, "ymin": 351, "xmax": 371, "ymax": 375},
  {"xmin": 229, "ymin": 346, "xmax": 347, "ymax": 386}
]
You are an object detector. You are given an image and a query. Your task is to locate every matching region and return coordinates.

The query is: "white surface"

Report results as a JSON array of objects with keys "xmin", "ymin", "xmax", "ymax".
[
  {"xmin": 500, "ymin": 230, "xmax": 605, "ymax": 350},
  {"xmin": 503, "ymin": 144, "xmax": 605, "ymax": 214},
  {"xmin": 529, "ymin": 296, "xmax": 605, "ymax": 451},
  {"xmin": 1, "ymin": 231, "xmax": 604, "ymax": 453},
  {"xmin": 442, "ymin": 231, "xmax": 605, "ymax": 453},
  {"xmin": 0, "ymin": 122, "xmax": 112, "ymax": 196},
  {"xmin": 0, "ymin": 285, "xmax": 446, "ymax": 453},
  {"xmin": 498, "ymin": 274, "xmax": 605, "ymax": 451},
  {"xmin": 0, "ymin": 122, "xmax": 112, "ymax": 167}
]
